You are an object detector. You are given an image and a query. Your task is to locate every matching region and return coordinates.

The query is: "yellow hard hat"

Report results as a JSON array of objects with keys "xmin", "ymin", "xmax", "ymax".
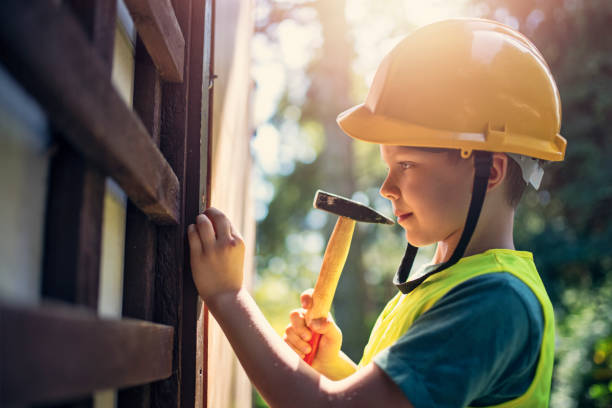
[{"xmin": 337, "ymin": 18, "xmax": 566, "ymax": 162}]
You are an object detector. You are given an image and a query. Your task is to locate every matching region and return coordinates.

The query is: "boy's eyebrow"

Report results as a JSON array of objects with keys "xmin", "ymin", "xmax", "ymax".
[
  {"xmin": 389, "ymin": 146, "xmax": 437, "ymax": 156},
  {"xmin": 405, "ymin": 146, "xmax": 451, "ymax": 154}
]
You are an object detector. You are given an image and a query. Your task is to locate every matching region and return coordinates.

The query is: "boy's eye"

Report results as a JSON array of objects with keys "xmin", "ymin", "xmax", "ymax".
[{"xmin": 399, "ymin": 162, "xmax": 415, "ymax": 170}]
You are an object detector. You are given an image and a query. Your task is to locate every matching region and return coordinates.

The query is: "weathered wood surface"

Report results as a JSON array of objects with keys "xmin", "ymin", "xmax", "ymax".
[
  {"xmin": 0, "ymin": 0, "xmax": 180, "ymax": 225},
  {"xmin": 65, "ymin": 0, "xmax": 117, "ymax": 74},
  {"xmin": 0, "ymin": 301, "xmax": 174, "ymax": 405},
  {"xmin": 151, "ymin": 0, "xmax": 207, "ymax": 405},
  {"xmin": 124, "ymin": 0, "xmax": 185, "ymax": 82},
  {"xmin": 117, "ymin": 38, "xmax": 162, "ymax": 408},
  {"xmin": 132, "ymin": 37, "xmax": 164, "ymax": 146},
  {"xmin": 121, "ymin": 37, "xmax": 161, "ymax": 324},
  {"xmin": 42, "ymin": 143, "xmax": 105, "ymax": 310},
  {"xmin": 42, "ymin": 3, "xmax": 115, "ymax": 408},
  {"xmin": 41, "ymin": 0, "xmax": 117, "ymax": 313},
  {"xmin": 189, "ymin": 0, "xmax": 214, "ymax": 407},
  {"xmin": 197, "ymin": 0, "xmax": 216, "ymax": 405}
]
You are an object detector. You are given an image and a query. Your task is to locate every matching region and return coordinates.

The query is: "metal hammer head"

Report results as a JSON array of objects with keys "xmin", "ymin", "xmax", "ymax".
[{"xmin": 313, "ymin": 190, "xmax": 394, "ymax": 225}]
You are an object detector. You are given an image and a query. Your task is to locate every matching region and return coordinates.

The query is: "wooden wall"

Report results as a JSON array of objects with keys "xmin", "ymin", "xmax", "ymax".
[
  {"xmin": 205, "ymin": 1, "xmax": 255, "ymax": 407},
  {"xmin": 0, "ymin": 0, "xmax": 262, "ymax": 406},
  {"xmin": 0, "ymin": 0, "xmax": 216, "ymax": 406}
]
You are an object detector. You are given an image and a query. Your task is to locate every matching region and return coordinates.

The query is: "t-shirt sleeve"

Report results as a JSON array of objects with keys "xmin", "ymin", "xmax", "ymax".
[{"xmin": 373, "ymin": 273, "xmax": 543, "ymax": 408}]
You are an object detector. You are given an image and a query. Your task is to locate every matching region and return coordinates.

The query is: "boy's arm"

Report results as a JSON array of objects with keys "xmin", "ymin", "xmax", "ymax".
[
  {"xmin": 207, "ymin": 288, "xmax": 412, "ymax": 408},
  {"xmin": 188, "ymin": 208, "xmax": 413, "ymax": 408}
]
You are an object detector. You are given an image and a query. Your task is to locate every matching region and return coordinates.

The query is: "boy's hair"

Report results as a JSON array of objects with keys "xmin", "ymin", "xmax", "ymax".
[
  {"xmin": 415, "ymin": 147, "xmax": 526, "ymax": 208},
  {"xmin": 505, "ymin": 158, "xmax": 526, "ymax": 208}
]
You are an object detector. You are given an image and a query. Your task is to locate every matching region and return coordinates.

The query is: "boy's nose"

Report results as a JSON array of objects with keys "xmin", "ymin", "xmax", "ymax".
[{"xmin": 379, "ymin": 174, "xmax": 400, "ymax": 201}]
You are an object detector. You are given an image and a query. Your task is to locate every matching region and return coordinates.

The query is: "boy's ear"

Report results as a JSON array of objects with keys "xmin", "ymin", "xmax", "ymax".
[{"xmin": 487, "ymin": 153, "xmax": 508, "ymax": 192}]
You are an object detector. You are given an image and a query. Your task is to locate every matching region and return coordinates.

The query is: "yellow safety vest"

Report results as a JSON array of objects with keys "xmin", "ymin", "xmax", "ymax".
[{"xmin": 359, "ymin": 249, "xmax": 554, "ymax": 407}]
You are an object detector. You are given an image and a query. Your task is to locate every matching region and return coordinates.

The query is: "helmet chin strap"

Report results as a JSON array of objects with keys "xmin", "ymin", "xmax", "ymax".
[{"xmin": 393, "ymin": 151, "xmax": 493, "ymax": 294}]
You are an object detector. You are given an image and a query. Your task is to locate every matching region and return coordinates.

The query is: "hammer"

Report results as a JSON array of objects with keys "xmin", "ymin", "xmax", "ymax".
[{"xmin": 303, "ymin": 190, "xmax": 394, "ymax": 365}]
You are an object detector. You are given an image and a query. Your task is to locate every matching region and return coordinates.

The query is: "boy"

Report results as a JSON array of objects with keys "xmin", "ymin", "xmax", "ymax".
[{"xmin": 188, "ymin": 18, "xmax": 565, "ymax": 407}]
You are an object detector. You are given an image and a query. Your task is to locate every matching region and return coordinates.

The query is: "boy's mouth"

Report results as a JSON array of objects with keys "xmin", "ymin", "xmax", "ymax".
[{"xmin": 396, "ymin": 212, "xmax": 413, "ymax": 222}]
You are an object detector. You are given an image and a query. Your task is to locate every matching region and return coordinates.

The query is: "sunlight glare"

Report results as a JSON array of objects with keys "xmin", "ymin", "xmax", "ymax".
[
  {"xmin": 403, "ymin": 0, "xmax": 472, "ymax": 26},
  {"xmin": 252, "ymin": 61, "xmax": 286, "ymax": 126},
  {"xmin": 252, "ymin": 123, "xmax": 281, "ymax": 174}
]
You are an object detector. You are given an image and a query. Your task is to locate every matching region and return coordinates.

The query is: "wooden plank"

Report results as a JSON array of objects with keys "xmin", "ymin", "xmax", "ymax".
[
  {"xmin": 64, "ymin": 0, "xmax": 117, "ymax": 74},
  {"xmin": 0, "ymin": 0, "xmax": 180, "ymax": 225},
  {"xmin": 121, "ymin": 37, "xmax": 162, "ymax": 324},
  {"xmin": 0, "ymin": 301, "xmax": 174, "ymax": 406},
  {"xmin": 41, "ymin": 3, "xmax": 116, "ymax": 408},
  {"xmin": 151, "ymin": 0, "xmax": 208, "ymax": 406},
  {"xmin": 121, "ymin": 203, "xmax": 158, "ymax": 321},
  {"xmin": 132, "ymin": 37, "xmax": 163, "ymax": 146},
  {"xmin": 124, "ymin": 0, "xmax": 185, "ymax": 82},
  {"xmin": 117, "ymin": 38, "xmax": 162, "ymax": 408},
  {"xmin": 42, "ymin": 142, "xmax": 105, "ymax": 309},
  {"xmin": 197, "ymin": 0, "xmax": 216, "ymax": 406},
  {"xmin": 182, "ymin": 0, "xmax": 208, "ymax": 407},
  {"xmin": 41, "ymin": 0, "xmax": 117, "ymax": 310}
]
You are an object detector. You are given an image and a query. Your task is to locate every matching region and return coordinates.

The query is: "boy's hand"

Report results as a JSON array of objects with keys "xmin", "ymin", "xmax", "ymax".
[
  {"xmin": 283, "ymin": 289, "xmax": 343, "ymax": 374},
  {"xmin": 188, "ymin": 208, "xmax": 245, "ymax": 301}
]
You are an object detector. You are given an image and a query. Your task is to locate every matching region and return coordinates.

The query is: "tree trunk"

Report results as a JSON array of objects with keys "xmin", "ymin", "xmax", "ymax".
[{"xmin": 309, "ymin": 0, "xmax": 369, "ymax": 362}]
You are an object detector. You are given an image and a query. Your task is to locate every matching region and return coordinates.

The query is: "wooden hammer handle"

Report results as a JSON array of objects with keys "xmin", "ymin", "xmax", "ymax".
[{"xmin": 303, "ymin": 216, "xmax": 355, "ymax": 364}]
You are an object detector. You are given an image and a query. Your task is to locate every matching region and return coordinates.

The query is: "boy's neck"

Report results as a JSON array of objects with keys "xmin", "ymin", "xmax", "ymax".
[{"xmin": 432, "ymin": 206, "xmax": 516, "ymax": 265}]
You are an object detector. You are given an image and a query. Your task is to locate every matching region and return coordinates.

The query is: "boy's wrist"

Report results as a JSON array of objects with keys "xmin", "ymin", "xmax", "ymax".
[
  {"xmin": 315, "ymin": 351, "xmax": 357, "ymax": 380},
  {"xmin": 202, "ymin": 288, "xmax": 244, "ymax": 315}
]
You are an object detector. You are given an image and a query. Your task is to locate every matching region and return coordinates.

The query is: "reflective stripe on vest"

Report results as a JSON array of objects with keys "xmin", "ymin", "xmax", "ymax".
[{"xmin": 359, "ymin": 249, "xmax": 554, "ymax": 407}]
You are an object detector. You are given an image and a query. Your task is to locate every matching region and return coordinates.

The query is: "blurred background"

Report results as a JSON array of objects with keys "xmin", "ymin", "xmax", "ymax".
[{"xmin": 249, "ymin": 0, "xmax": 612, "ymax": 407}]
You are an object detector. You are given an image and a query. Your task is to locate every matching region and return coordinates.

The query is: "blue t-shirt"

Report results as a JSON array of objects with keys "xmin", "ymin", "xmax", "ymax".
[{"xmin": 374, "ymin": 272, "xmax": 544, "ymax": 408}]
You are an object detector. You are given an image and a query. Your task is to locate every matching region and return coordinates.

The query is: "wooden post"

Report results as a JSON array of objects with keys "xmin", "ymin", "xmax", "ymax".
[
  {"xmin": 152, "ymin": 0, "xmax": 208, "ymax": 406},
  {"xmin": 117, "ymin": 37, "xmax": 163, "ymax": 408},
  {"xmin": 41, "ymin": 2, "xmax": 116, "ymax": 407}
]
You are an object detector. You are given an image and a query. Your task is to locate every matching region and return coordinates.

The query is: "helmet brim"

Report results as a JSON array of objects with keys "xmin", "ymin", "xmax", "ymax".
[{"xmin": 337, "ymin": 103, "xmax": 566, "ymax": 162}]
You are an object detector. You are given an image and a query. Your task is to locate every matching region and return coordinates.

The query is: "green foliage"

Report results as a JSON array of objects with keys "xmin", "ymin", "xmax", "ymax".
[
  {"xmin": 553, "ymin": 276, "xmax": 612, "ymax": 407},
  {"xmin": 252, "ymin": 388, "xmax": 268, "ymax": 408}
]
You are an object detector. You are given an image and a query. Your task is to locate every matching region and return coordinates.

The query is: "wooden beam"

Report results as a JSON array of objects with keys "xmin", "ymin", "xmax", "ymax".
[
  {"xmin": 152, "ymin": 0, "xmax": 208, "ymax": 405},
  {"xmin": 132, "ymin": 36, "xmax": 164, "ymax": 146},
  {"xmin": 64, "ymin": 0, "xmax": 118, "ymax": 74},
  {"xmin": 197, "ymin": 0, "xmax": 216, "ymax": 405},
  {"xmin": 42, "ymin": 142, "xmax": 106, "ymax": 309},
  {"xmin": 121, "ymin": 37, "xmax": 162, "ymax": 324},
  {"xmin": 0, "ymin": 301, "xmax": 174, "ymax": 406},
  {"xmin": 117, "ymin": 38, "xmax": 162, "ymax": 408},
  {"xmin": 182, "ymin": 0, "xmax": 208, "ymax": 406},
  {"xmin": 42, "ymin": 2, "xmax": 116, "ymax": 407},
  {"xmin": 0, "ymin": 0, "xmax": 180, "ymax": 225},
  {"xmin": 124, "ymin": 0, "xmax": 185, "ymax": 82},
  {"xmin": 42, "ymin": 0, "xmax": 117, "ymax": 313}
]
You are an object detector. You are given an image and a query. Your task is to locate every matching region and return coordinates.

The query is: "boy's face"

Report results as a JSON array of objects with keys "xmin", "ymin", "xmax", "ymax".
[{"xmin": 379, "ymin": 145, "xmax": 474, "ymax": 247}]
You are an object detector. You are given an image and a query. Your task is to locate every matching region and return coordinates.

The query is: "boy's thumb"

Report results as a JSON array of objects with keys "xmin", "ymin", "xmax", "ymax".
[{"xmin": 309, "ymin": 317, "xmax": 330, "ymax": 334}]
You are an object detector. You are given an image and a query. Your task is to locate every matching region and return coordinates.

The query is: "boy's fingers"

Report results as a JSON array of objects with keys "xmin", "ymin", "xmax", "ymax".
[
  {"xmin": 204, "ymin": 207, "xmax": 232, "ymax": 241},
  {"xmin": 187, "ymin": 224, "xmax": 202, "ymax": 255},
  {"xmin": 289, "ymin": 310, "xmax": 311, "ymax": 341},
  {"xmin": 229, "ymin": 222, "xmax": 243, "ymax": 241},
  {"xmin": 284, "ymin": 330, "xmax": 311, "ymax": 355},
  {"xmin": 283, "ymin": 335, "xmax": 306, "ymax": 359},
  {"xmin": 196, "ymin": 214, "xmax": 215, "ymax": 248},
  {"xmin": 300, "ymin": 288, "xmax": 314, "ymax": 309}
]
